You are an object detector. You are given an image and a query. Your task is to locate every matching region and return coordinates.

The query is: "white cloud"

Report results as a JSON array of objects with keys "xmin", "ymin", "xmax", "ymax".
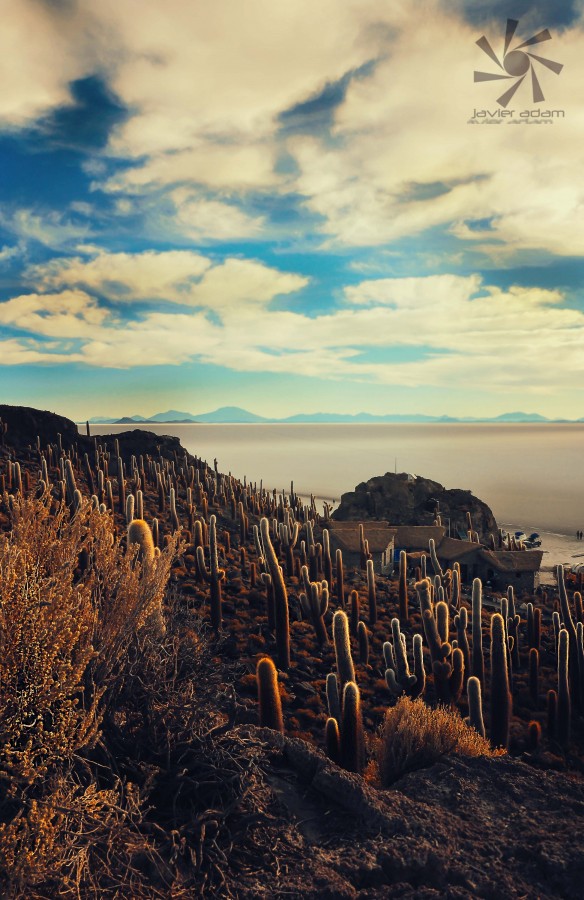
[
  {"xmin": 3, "ymin": 267, "xmax": 584, "ymax": 399},
  {"xmin": 101, "ymin": 143, "xmax": 280, "ymax": 194},
  {"xmin": 0, "ymin": 337, "xmax": 82, "ymax": 365},
  {"xmin": 29, "ymin": 250, "xmax": 212, "ymax": 302},
  {"xmin": 3, "ymin": 2, "xmax": 583, "ymax": 261},
  {"xmin": 289, "ymin": 8, "xmax": 584, "ymax": 254},
  {"xmin": 0, "ymin": 290, "xmax": 110, "ymax": 337},
  {"xmin": 170, "ymin": 191, "xmax": 265, "ymax": 242},
  {"xmin": 0, "ymin": 1, "xmax": 92, "ymax": 127},
  {"xmin": 27, "ymin": 249, "xmax": 308, "ymax": 311}
]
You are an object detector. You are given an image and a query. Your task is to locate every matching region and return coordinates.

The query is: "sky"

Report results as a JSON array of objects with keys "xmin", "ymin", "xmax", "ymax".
[{"xmin": 0, "ymin": 0, "xmax": 583, "ymax": 421}]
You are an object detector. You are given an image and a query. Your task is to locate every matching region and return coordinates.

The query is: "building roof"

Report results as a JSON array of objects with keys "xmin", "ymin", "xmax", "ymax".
[
  {"xmin": 478, "ymin": 548, "xmax": 544, "ymax": 573},
  {"xmin": 327, "ymin": 522, "xmax": 397, "ymax": 554},
  {"xmin": 436, "ymin": 536, "xmax": 481, "ymax": 561},
  {"xmin": 393, "ymin": 525, "xmax": 446, "ymax": 551}
]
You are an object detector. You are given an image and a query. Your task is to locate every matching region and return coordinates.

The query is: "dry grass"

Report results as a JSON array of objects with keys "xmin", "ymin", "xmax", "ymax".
[{"xmin": 373, "ymin": 696, "xmax": 497, "ymax": 787}]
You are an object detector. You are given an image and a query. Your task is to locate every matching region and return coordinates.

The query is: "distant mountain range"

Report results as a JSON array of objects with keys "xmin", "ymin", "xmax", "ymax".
[{"xmin": 84, "ymin": 407, "xmax": 584, "ymax": 425}]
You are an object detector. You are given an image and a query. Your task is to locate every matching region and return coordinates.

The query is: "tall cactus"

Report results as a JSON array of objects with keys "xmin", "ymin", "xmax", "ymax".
[
  {"xmin": 349, "ymin": 589, "xmax": 359, "ymax": 636},
  {"xmin": 326, "ymin": 672, "xmax": 342, "ymax": 724},
  {"xmin": 279, "ymin": 519, "xmax": 299, "ymax": 577},
  {"xmin": 422, "ymin": 606, "xmax": 451, "ymax": 666},
  {"xmin": 433, "ymin": 648, "xmax": 464, "ymax": 706},
  {"xmin": 529, "ymin": 648, "xmax": 539, "ymax": 708},
  {"xmin": 454, "ymin": 606, "xmax": 470, "ymax": 677},
  {"xmin": 299, "ymin": 581, "xmax": 329, "ymax": 646},
  {"xmin": 196, "ymin": 514, "xmax": 225, "ymax": 632},
  {"xmin": 557, "ymin": 628, "xmax": 571, "ymax": 748},
  {"xmin": 325, "ymin": 717, "xmax": 341, "ymax": 764},
  {"xmin": 556, "ymin": 565, "xmax": 580, "ymax": 708},
  {"xmin": 451, "ymin": 566, "xmax": 460, "ymax": 609},
  {"xmin": 335, "ymin": 548, "xmax": 345, "ymax": 609},
  {"xmin": 366, "ymin": 559, "xmax": 377, "ymax": 627},
  {"xmin": 384, "ymin": 618, "xmax": 417, "ymax": 696},
  {"xmin": 471, "ymin": 578, "xmax": 485, "ymax": 684},
  {"xmin": 466, "ymin": 675, "xmax": 486, "ymax": 738},
  {"xmin": 322, "ymin": 528, "xmax": 333, "ymax": 589},
  {"xmin": 260, "ymin": 517, "xmax": 290, "ymax": 670},
  {"xmin": 489, "ymin": 613, "xmax": 511, "ymax": 749},
  {"xmin": 125, "ymin": 493, "xmax": 135, "ymax": 525},
  {"xmin": 436, "ymin": 600, "xmax": 449, "ymax": 644},
  {"xmin": 340, "ymin": 682, "xmax": 365, "ymax": 774},
  {"xmin": 428, "ymin": 538, "xmax": 443, "ymax": 579},
  {"xmin": 333, "ymin": 610, "xmax": 355, "ymax": 689},
  {"xmin": 357, "ymin": 620, "xmax": 369, "ymax": 665},
  {"xmin": 256, "ymin": 657, "xmax": 284, "ymax": 733},
  {"xmin": 398, "ymin": 550, "xmax": 408, "ymax": 622}
]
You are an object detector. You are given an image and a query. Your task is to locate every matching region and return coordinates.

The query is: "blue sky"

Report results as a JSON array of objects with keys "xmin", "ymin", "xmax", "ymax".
[{"xmin": 1, "ymin": 0, "xmax": 583, "ymax": 420}]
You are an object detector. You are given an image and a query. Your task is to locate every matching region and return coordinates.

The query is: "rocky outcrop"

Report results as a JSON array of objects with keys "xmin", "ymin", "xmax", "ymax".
[
  {"xmin": 0, "ymin": 404, "xmax": 81, "ymax": 451},
  {"xmin": 332, "ymin": 471, "xmax": 497, "ymax": 539},
  {"xmin": 0, "ymin": 405, "xmax": 209, "ymax": 474}
]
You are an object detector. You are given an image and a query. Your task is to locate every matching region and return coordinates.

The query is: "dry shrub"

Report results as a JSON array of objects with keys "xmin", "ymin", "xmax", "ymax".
[
  {"xmin": 0, "ymin": 493, "xmax": 187, "ymax": 895},
  {"xmin": 375, "ymin": 696, "xmax": 496, "ymax": 787},
  {"xmin": 0, "ymin": 494, "xmax": 180, "ymax": 783}
]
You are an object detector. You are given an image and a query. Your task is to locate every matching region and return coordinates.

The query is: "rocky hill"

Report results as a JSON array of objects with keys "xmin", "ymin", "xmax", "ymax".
[{"xmin": 332, "ymin": 471, "xmax": 498, "ymax": 539}]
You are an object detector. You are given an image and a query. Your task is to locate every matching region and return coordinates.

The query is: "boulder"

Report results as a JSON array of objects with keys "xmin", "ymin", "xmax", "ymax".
[{"xmin": 332, "ymin": 471, "xmax": 497, "ymax": 540}]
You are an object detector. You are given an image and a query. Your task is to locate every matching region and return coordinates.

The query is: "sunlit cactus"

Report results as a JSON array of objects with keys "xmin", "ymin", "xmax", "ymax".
[
  {"xmin": 256, "ymin": 657, "xmax": 284, "ymax": 733},
  {"xmin": 260, "ymin": 517, "xmax": 290, "ymax": 670},
  {"xmin": 340, "ymin": 681, "xmax": 365, "ymax": 774},
  {"xmin": 333, "ymin": 609, "xmax": 355, "ymax": 689},
  {"xmin": 471, "ymin": 578, "xmax": 484, "ymax": 684},
  {"xmin": 489, "ymin": 613, "xmax": 511, "ymax": 749}
]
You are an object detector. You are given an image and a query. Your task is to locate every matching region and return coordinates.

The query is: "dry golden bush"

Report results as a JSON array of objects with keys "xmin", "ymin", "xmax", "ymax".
[
  {"xmin": 0, "ymin": 493, "xmax": 184, "ymax": 895},
  {"xmin": 0, "ymin": 494, "xmax": 179, "ymax": 783},
  {"xmin": 374, "ymin": 696, "xmax": 496, "ymax": 787}
]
